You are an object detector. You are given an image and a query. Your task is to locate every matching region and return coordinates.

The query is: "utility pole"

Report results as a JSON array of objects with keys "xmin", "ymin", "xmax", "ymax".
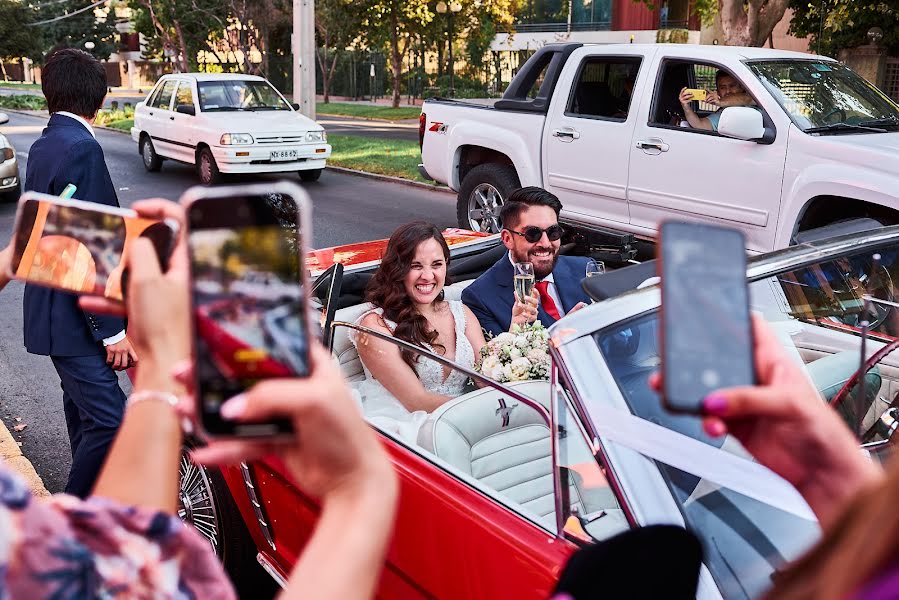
[{"xmin": 293, "ymin": 0, "xmax": 316, "ymax": 119}]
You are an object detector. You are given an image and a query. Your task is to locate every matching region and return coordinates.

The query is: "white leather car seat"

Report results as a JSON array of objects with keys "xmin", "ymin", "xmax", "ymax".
[
  {"xmin": 330, "ymin": 279, "xmax": 475, "ymax": 381},
  {"xmin": 417, "ymin": 382, "xmax": 584, "ymax": 529}
]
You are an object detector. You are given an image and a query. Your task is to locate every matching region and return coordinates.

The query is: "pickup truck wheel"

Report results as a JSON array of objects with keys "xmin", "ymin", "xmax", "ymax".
[
  {"xmin": 197, "ymin": 148, "xmax": 222, "ymax": 185},
  {"xmin": 457, "ymin": 163, "xmax": 520, "ymax": 233},
  {"xmin": 178, "ymin": 448, "xmax": 279, "ymax": 595},
  {"xmin": 298, "ymin": 168, "xmax": 322, "ymax": 182},
  {"xmin": 140, "ymin": 136, "xmax": 162, "ymax": 172}
]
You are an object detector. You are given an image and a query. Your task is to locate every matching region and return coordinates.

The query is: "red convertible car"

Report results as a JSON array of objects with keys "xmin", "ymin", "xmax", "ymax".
[{"xmin": 178, "ymin": 223, "xmax": 899, "ymax": 599}]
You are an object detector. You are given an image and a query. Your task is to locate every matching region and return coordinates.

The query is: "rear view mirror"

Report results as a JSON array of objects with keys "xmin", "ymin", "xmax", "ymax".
[{"xmin": 717, "ymin": 107, "xmax": 765, "ymax": 141}]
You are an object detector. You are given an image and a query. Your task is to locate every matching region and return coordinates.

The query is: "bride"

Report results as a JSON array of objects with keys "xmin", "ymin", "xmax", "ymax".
[{"xmin": 352, "ymin": 221, "xmax": 536, "ymax": 443}]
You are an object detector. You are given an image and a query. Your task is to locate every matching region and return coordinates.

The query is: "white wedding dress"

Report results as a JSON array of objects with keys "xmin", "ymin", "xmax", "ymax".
[{"xmin": 350, "ymin": 301, "xmax": 476, "ymax": 444}]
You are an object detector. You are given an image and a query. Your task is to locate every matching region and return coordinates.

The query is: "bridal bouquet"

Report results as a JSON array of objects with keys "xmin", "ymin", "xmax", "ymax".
[{"xmin": 478, "ymin": 322, "xmax": 551, "ymax": 382}]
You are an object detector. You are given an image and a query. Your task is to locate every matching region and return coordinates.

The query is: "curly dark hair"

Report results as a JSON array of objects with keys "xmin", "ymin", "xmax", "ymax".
[{"xmin": 365, "ymin": 221, "xmax": 451, "ymax": 370}]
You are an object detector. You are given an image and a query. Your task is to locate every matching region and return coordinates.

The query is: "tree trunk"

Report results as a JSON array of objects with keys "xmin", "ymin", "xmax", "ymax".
[
  {"xmin": 389, "ymin": 8, "xmax": 401, "ymax": 108},
  {"xmin": 436, "ymin": 39, "xmax": 444, "ymax": 78},
  {"xmin": 326, "ymin": 52, "xmax": 338, "ymax": 103},
  {"xmin": 719, "ymin": 0, "xmax": 788, "ymax": 47}
]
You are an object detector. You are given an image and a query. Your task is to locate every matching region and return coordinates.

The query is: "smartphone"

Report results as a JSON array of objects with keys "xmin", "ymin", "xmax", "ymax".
[
  {"xmin": 9, "ymin": 191, "xmax": 179, "ymax": 301},
  {"xmin": 658, "ymin": 221, "xmax": 755, "ymax": 413},
  {"xmin": 183, "ymin": 181, "xmax": 312, "ymax": 438},
  {"xmin": 684, "ymin": 88, "xmax": 707, "ymax": 102}
]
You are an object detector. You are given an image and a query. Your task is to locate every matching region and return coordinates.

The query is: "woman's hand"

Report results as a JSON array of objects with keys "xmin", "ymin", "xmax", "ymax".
[
  {"xmin": 650, "ymin": 315, "xmax": 882, "ymax": 527},
  {"xmin": 511, "ymin": 288, "xmax": 539, "ymax": 330},
  {"xmin": 191, "ymin": 343, "xmax": 395, "ymax": 502}
]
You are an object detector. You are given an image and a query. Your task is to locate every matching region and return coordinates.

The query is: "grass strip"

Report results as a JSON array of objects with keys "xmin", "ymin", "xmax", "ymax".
[
  {"xmin": 0, "ymin": 94, "xmax": 46, "ymax": 110},
  {"xmin": 316, "ymin": 102, "xmax": 420, "ymax": 121},
  {"xmin": 0, "ymin": 82, "xmax": 42, "ymax": 91},
  {"xmin": 327, "ymin": 134, "xmax": 425, "ymax": 182},
  {"xmin": 105, "ymin": 118, "xmax": 133, "ymax": 132}
]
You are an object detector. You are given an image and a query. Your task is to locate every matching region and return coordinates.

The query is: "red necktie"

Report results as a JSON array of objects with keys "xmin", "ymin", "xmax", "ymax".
[{"xmin": 535, "ymin": 280, "xmax": 562, "ymax": 321}]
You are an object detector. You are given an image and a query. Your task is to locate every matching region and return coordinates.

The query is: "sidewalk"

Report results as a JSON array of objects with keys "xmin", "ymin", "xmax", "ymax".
[{"xmin": 0, "ymin": 420, "xmax": 49, "ymax": 497}]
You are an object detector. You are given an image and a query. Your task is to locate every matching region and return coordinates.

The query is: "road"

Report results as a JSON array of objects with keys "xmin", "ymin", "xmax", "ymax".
[{"xmin": 0, "ymin": 110, "xmax": 455, "ymax": 492}]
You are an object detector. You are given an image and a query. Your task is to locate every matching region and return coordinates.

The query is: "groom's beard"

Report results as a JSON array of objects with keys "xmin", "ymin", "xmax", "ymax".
[{"xmin": 511, "ymin": 245, "xmax": 559, "ymax": 280}]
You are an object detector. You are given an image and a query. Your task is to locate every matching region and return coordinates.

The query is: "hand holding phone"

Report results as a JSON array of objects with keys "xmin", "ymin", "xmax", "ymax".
[
  {"xmin": 184, "ymin": 181, "xmax": 313, "ymax": 438},
  {"xmin": 683, "ymin": 88, "xmax": 708, "ymax": 102},
  {"xmin": 658, "ymin": 221, "xmax": 755, "ymax": 414}
]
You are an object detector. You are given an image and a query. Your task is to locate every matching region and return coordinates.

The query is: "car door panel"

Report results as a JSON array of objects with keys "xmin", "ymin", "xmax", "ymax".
[
  {"xmin": 147, "ymin": 79, "xmax": 177, "ymax": 158},
  {"xmin": 169, "ymin": 80, "xmax": 198, "ymax": 163}
]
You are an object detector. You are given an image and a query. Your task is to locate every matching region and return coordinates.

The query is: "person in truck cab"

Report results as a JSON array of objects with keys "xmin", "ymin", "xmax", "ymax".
[
  {"xmin": 678, "ymin": 70, "xmax": 756, "ymax": 132},
  {"xmin": 462, "ymin": 187, "xmax": 591, "ymax": 336}
]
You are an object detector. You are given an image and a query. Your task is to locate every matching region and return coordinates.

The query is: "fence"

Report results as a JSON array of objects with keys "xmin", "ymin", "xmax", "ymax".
[{"xmin": 886, "ymin": 58, "xmax": 899, "ymax": 103}]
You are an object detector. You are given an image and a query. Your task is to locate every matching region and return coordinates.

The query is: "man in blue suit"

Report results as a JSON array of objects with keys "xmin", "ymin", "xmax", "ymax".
[
  {"xmin": 462, "ymin": 187, "xmax": 591, "ymax": 337},
  {"xmin": 23, "ymin": 48, "xmax": 137, "ymax": 497}
]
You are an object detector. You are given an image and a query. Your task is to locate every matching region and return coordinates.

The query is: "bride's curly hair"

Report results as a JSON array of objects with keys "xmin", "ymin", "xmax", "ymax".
[{"xmin": 366, "ymin": 221, "xmax": 452, "ymax": 370}]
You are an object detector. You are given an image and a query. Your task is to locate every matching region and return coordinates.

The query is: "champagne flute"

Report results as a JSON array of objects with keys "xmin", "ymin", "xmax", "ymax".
[
  {"xmin": 586, "ymin": 259, "xmax": 605, "ymax": 278},
  {"xmin": 513, "ymin": 261, "xmax": 535, "ymax": 303}
]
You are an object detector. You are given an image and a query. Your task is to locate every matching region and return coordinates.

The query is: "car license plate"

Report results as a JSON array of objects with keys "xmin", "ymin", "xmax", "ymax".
[{"xmin": 270, "ymin": 150, "xmax": 298, "ymax": 162}]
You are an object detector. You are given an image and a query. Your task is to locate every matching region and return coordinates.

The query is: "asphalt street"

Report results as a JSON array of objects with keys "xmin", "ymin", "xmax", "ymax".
[{"xmin": 0, "ymin": 110, "xmax": 455, "ymax": 492}]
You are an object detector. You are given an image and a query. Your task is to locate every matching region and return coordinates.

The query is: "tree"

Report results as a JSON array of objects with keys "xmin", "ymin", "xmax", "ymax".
[
  {"xmin": 129, "ymin": 0, "xmax": 205, "ymax": 71},
  {"xmin": 33, "ymin": 0, "xmax": 119, "ymax": 59},
  {"xmin": 0, "ymin": 0, "xmax": 41, "ymax": 79},
  {"xmin": 636, "ymin": 0, "xmax": 789, "ymax": 46},
  {"xmin": 316, "ymin": 0, "xmax": 365, "ymax": 102},
  {"xmin": 788, "ymin": 0, "xmax": 899, "ymax": 57}
]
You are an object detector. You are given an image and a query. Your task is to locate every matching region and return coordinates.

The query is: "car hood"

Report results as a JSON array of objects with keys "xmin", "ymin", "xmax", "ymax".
[
  {"xmin": 799, "ymin": 128, "xmax": 899, "ymax": 173},
  {"xmin": 203, "ymin": 110, "xmax": 322, "ymax": 131}
]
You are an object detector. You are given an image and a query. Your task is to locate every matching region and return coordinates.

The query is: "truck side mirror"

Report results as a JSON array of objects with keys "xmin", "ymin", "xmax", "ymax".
[
  {"xmin": 717, "ymin": 107, "xmax": 765, "ymax": 141},
  {"xmin": 0, "ymin": 113, "xmax": 8, "ymax": 126}
]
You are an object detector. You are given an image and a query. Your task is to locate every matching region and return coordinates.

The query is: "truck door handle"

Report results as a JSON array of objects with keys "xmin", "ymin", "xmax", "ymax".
[
  {"xmin": 635, "ymin": 138, "xmax": 669, "ymax": 152},
  {"xmin": 169, "ymin": 116, "xmax": 175, "ymax": 120},
  {"xmin": 553, "ymin": 127, "xmax": 580, "ymax": 141},
  {"xmin": 148, "ymin": 111, "xmax": 154, "ymax": 116}
]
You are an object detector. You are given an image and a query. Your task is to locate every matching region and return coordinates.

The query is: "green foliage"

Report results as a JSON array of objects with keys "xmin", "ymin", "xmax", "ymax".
[
  {"xmin": 327, "ymin": 133, "xmax": 428, "ymax": 181},
  {"xmin": 0, "ymin": 94, "xmax": 47, "ymax": 110},
  {"xmin": 788, "ymin": 0, "xmax": 899, "ymax": 56},
  {"xmin": 0, "ymin": 0, "xmax": 41, "ymax": 61},
  {"xmin": 94, "ymin": 106, "xmax": 135, "ymax": 126},
  {"xmin": 129, "ymin": 0, "xmax": 223, "ymax": 70},
  {"xmin": 315, "ymin": 102, "xmax": 421, "ymax": 120},
  {"xmin": 34, "ymin": 0, "xmax": 118, "ymax": 60}
]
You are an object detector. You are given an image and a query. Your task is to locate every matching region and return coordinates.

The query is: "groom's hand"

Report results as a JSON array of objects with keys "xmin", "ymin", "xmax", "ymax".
[{"xmin": 567, "ymin": 302, "xmax": 588, "ymax": 315}]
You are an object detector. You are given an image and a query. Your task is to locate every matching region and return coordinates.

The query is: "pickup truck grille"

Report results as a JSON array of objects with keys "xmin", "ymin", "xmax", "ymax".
[{"xmin": 255, "ymin": 134, "xmax": 305, "ymax": 144}]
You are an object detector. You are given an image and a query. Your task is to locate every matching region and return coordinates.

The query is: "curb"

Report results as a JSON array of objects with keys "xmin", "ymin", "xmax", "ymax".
[
  {"xmin": 2, "ymin": 109, "xmax": 451, "ymax": 193},
  {"xmin": 0, "ymin": 418, "xmax": 49, "ymax": 497}
]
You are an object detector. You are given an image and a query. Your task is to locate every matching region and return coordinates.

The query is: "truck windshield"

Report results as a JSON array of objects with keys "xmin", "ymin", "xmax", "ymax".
[
  {"xmin": 198, "ymin": 80, "xmax": 291, "ymax": 112},
  {"xmin": 747, "ymin": 59, "xmax": 899, "ymax": 133}
]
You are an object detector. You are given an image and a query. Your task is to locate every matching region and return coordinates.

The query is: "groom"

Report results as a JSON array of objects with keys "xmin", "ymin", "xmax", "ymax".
[{"xmin": 462, "ymin": 187, "xmax": 591, "ymax": 337}]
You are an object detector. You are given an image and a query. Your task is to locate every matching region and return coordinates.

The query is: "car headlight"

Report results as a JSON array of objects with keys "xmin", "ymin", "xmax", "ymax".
[
  {"xmin": 1, "ymin": 148, "xmax": 13, "ymax": 162},
  {"xmin": 220, "ymin": 133, "xmax": 254, "ymax": 145},
  {"xmin": 306, "ymin": 130, "xmax": 326, "ymax": 143}
]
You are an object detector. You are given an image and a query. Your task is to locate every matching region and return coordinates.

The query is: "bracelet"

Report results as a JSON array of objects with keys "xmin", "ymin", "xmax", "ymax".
[{"xmin": 127, "ymin": 390, "xmax": 179, "ymax": 409}]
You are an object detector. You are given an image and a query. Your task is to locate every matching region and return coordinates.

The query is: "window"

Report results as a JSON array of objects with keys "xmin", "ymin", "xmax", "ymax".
[
  {"xmin": 197, "ymin": 80, "xmax": 291, "ymax": 112},
  {"xmin": 650, "ymin": 60, "xmax": 755, "ymax": 131},
  {"xmin": 174, "ymin": 81, "xmax": 194, "ymax": 109},
  {"xmin": 151, "ymin": 80, "xmax": 177, "ymax": 110},
  {"xmin": 568, "ymin": 57, "xmax": 641, "ymax": 120}
]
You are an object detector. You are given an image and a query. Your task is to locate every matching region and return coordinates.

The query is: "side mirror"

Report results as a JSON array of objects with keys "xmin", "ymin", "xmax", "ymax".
[
  {"xmin": 291, "ymin": 102, "xmax": 300, "ymax": 111},
  {"xmin": 0, "ymin": 113, "xmax": 8, "ymax": 126},
  {"xmin": 717, "ymin": 107, "xmax": 765, "ymax": 141},
  {"xmin": 176, "ymin": 104, "xmax": 196, "ymax": 116}
]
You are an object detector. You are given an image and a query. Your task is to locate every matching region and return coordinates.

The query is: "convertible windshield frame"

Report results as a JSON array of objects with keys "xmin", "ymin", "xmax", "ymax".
[{"xmin": 743, "ymin": 58, "xmax": 899, "ymax": 134}]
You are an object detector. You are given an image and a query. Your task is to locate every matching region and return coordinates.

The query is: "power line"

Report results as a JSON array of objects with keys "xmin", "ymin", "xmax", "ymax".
[{"xmin": 27, "ymin": 0, "xmax": 111, "ymax": 26}]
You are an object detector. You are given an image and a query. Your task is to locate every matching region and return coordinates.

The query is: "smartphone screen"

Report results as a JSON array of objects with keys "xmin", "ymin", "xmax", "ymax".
[
  {"xmin": 187, "ymin": 185, "xmax": 310, "ymax": 437},
  {"xmin": 659, "ymin": 221, "xmax": 755, "ymax": 413},
  {"xmin": 10, "ymin": 192, "xmax": 177, "ymax": 301}
]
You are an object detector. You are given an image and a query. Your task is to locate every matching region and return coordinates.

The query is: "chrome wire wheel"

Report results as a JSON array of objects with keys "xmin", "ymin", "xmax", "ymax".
[
  {"xmin": 178, "ymin": 452, "xmax": 220, "ymax": 555},
  {"xmin": 468, "ymin": 183, "xmax": 504, "ymax": 233}
]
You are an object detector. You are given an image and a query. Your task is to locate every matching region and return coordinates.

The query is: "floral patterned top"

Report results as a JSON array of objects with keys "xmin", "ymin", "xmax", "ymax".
[{"xmin": 0, "ymin": 466, "xmax": 236, "ymax": 599}]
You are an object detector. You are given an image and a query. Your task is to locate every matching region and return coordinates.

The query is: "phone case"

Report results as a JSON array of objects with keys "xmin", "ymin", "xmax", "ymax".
[
  {"xmin": 8, "ymin": 191, "xmax": 179, "ymax": 301},
  {"xmin": 686, "ymin": 89, "xmax": 707, "ymax": 101},
  {"xmin": 181, "ymin": 180, "xmax": 314, "ymax": 439}
]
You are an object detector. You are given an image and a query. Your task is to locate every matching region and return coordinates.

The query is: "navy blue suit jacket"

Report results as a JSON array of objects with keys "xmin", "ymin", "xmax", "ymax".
[
  {"xmin": 462, "ymin": 253, "xmax": 592, "ymax": 337},
  {"xmin": 22, "ymin": 113, "xmax": 126, "ymax": 356}
]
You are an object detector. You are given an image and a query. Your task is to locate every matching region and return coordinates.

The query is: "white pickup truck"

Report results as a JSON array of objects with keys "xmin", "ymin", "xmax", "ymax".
[{"xmin": 419, "ymin": 43, "xmax": 899, "ymax": 254}]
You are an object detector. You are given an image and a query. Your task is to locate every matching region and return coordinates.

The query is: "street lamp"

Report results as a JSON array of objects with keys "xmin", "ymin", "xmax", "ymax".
[
  {"xmin": 436, "ymin": 0, "xmax": 462, "ymax": 97},
  {"xmin": 84, "ymin": 41, "xmax": 96, "ymax": 51}
]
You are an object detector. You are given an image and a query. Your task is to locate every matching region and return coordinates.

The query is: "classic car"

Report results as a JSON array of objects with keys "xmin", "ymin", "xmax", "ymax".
[{"xmin": 178, "ymin": 221, "xmax": 899, "ymax": 599}]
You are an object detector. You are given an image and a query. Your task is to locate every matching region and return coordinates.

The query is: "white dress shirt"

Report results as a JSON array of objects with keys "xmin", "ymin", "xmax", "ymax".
[{"xmin": 55, "ymin": 111, "xmax": 126, "ymax": 347}]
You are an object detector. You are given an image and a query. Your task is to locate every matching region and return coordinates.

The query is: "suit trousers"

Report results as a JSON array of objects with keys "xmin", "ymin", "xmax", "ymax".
[{"xmin": 50, "ymin": 354, "xmax": 127, "ymax": 498}]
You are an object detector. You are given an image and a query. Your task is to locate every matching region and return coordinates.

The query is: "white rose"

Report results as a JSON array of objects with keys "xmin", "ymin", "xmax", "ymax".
[
  {"xmin": 514, "ymin": 336, "xmax": 529, "ymax": 348},
  {"xmin": 490, "ymin": 365, "xmax": 505, "ymax": 381},
  {"xmin": 502, "ymin": 365, "xmax": 514, "ymax": 380},
  {"xmin": 511, "ymin": 357, "xmax": 531, "ymax": 370},
  {"xmin": 481, "ymin": 356, "xmax": 498, "ymax": 373},
  {"xmin": 509, "ymin": 347, "xmax": 523, "ymax": 359},
  {"xmin": 494, "ymin": 332, "xmax": 515, "ymax": 345}
]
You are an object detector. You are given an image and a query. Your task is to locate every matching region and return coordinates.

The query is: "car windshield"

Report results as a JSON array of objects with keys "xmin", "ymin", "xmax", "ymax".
[
  {"xmin": 197, "ymin": 80, "xmax": 291, "ymax": 112},
  {"xmin": 747, "ymin": 59, "xmax": 899, "ymax": 133},
  {"xmin": 593, "ymin": 238, "xmax": 899, "ymax": 597}
]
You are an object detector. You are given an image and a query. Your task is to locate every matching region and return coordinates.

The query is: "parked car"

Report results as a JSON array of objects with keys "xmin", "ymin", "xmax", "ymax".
[
  {"xmin": 419, "ymin": 43, "xmax": 899, "ymax": 253},
  {"xmin": 0, "ymin": 113, "xmax": 20, "ymax": 201},
  {"xmin": 131, "ymin": 74, "xmax": 331, "ymax": 185},
  {"xmin": 177, "ymin": 221, "xmax": 899, "ymax": 599}
]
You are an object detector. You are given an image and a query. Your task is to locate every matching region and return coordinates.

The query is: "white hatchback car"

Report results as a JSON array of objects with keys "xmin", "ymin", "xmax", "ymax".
[{"xmin": 131, "ymin": 73, "xmax": 331, "ymax": 185}]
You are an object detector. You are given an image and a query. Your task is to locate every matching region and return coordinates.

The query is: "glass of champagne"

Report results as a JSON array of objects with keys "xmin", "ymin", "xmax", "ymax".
[
  {"xmin": 513, "ymin": 262, "xmax": 535, "ymax": 304},
  {"xmin": 586, "ymin": 259, "xmax": 605, "ymax": 278}
]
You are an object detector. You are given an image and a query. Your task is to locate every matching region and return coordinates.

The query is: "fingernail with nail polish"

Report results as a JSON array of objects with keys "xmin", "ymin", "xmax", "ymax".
[
  {"xmin": 705, "ymin": 420, "xmax": 727, "ymax": 437},
  {"xmin": 220, "ymin": 394, "xmax": 247, "ymax": 420},
  {"xmin": 703, "ymin": 394, "xmax": 728, "ymax": 415}
]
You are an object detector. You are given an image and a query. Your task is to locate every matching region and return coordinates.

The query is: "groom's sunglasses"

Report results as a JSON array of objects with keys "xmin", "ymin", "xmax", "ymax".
[{"xmin": 505, "ymin": 224, "xmax": 565, "ymax": 243}]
